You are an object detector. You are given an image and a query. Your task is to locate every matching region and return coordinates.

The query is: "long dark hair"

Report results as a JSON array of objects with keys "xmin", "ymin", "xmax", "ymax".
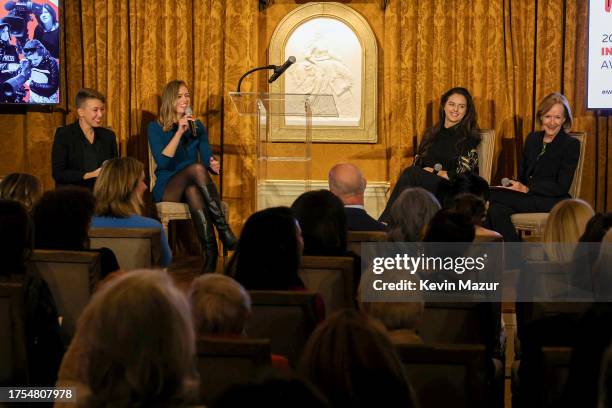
[
  {"xmin": 227, "ymin": 206, "xmax": 304, "ymax": 290},
  {"xmin": 417, "ymin": 87, "xmax": 480, "ymax": 159}
]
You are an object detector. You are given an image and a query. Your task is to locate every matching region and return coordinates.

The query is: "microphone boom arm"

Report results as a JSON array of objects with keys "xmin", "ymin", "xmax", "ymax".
[{"xmin": 236, "ymin": 65, "xmax": 276, "ymax": 93}]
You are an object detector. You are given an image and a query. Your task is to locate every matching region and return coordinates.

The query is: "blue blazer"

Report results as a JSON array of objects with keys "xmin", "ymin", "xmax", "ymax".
[{"xmin": 148, "ymin": 120, "xmax": 213, "ymax": 202}]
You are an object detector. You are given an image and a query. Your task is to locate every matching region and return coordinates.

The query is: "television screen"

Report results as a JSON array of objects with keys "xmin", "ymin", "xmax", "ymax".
[{"xmin": 0, "ymin": 0, "xmax": 59, "ymax": 104}]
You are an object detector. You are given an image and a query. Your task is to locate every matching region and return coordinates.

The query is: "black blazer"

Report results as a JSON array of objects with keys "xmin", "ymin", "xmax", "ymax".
[
  {"xmin": 51, "ymin": 121, "xmax": 118, "ymax": 189},
  {"xmin": 344, "ymin": 207, "xmax": 386, "ymax": 232},
  {"xmin": 518, "ymin": 129, "xmax": 580, "ymax": 209}
]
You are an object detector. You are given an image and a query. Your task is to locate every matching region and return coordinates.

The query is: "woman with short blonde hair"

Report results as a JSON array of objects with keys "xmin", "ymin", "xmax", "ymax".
[
  {"xmin": 55, "ymin": 269, "xmax": 198, "ymax": 407},
  {"xmin": 488, "ymin": 92, "xmax": 582, "ymax": 241},
  {"xmin": 544, "ymin": 198, "xmax": 595, "ymax": 262},
  {"xmin": 92, "ymin": 157, "xmax": 172, "ymax": 266}
]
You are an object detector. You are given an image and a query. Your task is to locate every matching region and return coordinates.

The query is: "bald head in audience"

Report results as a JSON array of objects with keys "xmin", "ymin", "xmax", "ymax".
[
  {"xmin": 328, "ymin": 163, "xmax": 386, "ymax": 232},
  {"xmin": 328, "ymin": 163, "xmax": 366, "ymax": 206}
]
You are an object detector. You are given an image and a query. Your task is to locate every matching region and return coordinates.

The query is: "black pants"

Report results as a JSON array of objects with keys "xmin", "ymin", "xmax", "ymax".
[
  {"xmin": 379, "ymin": 166, "xmax": 449, "ymax": 223},
  {"xmin": 485, "ymin": 189, "xmax": 560, "ymax": 242}
]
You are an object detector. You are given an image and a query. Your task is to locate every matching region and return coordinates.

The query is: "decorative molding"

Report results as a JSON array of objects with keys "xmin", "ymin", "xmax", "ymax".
[
  {"xmin": 381, "ymin": 0, "xmax": 390, "ymax": 11},
  {"xmin": 257, "ymin": 180, "xmax": 390, "ymax": 218},
  {"xmin": 268, "ymin": 2, "xmax": 378, "ymax": 143}
]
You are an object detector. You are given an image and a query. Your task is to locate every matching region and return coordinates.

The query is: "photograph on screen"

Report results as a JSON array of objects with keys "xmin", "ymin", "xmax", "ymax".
[{"xmin": 0, "ymin": 0, "xmax": 59, "ymax": 104}]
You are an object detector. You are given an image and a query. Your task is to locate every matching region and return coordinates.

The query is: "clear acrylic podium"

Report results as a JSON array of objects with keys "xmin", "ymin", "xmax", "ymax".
[{"xmin": 229, "ymin": 92, "xmax": 338, "ymax": 210}]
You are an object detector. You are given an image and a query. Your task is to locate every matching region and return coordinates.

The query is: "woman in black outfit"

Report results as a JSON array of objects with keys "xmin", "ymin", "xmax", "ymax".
[
  {"xmin": 486, "ymin": 93, "xmax": 580, "ymax": 242},
  {"xmin": 379, "ymin": 87, "xmax": 481, "ymax": 223}
]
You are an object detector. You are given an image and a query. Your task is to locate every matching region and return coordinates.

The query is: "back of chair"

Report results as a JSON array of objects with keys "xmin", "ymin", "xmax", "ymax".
[
  {"xmin": 539, "ymin": 346, "xmax": 573, "ymax": 408},
  {"xmin": 245, "ymin": 290, "xmax": 318, "ymax": 365},
  {"xmin": 420, "ymin": 302, "xmax": 501, "ymax": 347},
  {"xmin": 346, "ymin": 230, "xmax": 387, "ymax": 257},
  {"xmin": 29, "ymin": 250, "xmax": 101, "ymax": 341},
  {"xmin": 396, "ymin": 343, "xmax": 488, "ymax": 408},
  {"xmin": 568, "ymin": 132, "xmax": 586, "ymax": 199},
  {"xmin": 89, "ymin": 228, "xmax": 161, "ymax": 270},
  {"xmin": 477, "ymin": 129, "xmax": 496, "ymax": 184},
  {"xmin": 0, "ymin": 282, "xmax": 28, "ymax": 386},
  {"xmin": 299, "ymin": 256, "xmax": 356, "ymax": 313},
  {"xmin": 196, "ymin": 337, "xmax": 271, "ymax": 404}
]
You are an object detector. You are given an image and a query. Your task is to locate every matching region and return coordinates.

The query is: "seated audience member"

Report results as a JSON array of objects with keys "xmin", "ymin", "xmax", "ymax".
[
  {"xmin": 453, "ymin": 193, "xmax": 502, "ymax": 241},
  {"xmin": 562, "ymin": 300, "xmax": 612, "ymax": 408},
  {"xmin": 328, "ymin": 163, "xmax": 385, "ymax": 231},
  {"xmin": 52, "ymin": 88, "xmax": 118, "ymax": 189},
  {"xmin": 227, "ymin": 206, "xmax": 325, "ymax": 321},
  {"xmin": 31, "ymin": 187, "xmax": 120, "ymax": 278},
  {"xmin": 423, "ymin": 209, "xmax": 475, "ymax": 243},
  {"xmin": 189, "ymin": 274, "xmax": 289, "ymax": 370},
  {"xmin": 569, "ymin": 213, "xmax": 612, "ymax": 294},
  {"xmin": 55, "ymin": 269, "xmax": 198, "ymax": 407},
  {"xmin": 358, "ymin": 273, "xmax": 424, "ymax": 345},
  {"xmin": 291, "ymin": 190, "xmax": 348, "ymax": 256},
  {"xmin": 0, "ymin": 199, "xmax": 63, "ymax": 386},
  {"xmin": 299, "ymin": 309, "xmax": 417, "ymax": 408},
  {"xmin": 214, "ymin": 370, "xmax": 330, "ymax": 408},
  {"xmin": 0, "ymin": 172, "xmax": 42, "ymax": 210},
  {"xmin": 92, "ymin": 157, "xmax": 172, "ymax": 267},
  {"xmin": 227, "ymin": 207, "xmax": 303, "ymax": 290},
  {"xmin": 387, "ymin": 187, "xmax": 440, "ymax": 242},
  {"xmin": 594, "ymin": 229, "xmax": 612, "ymax": 299},
  {"xmin": 451, "ymin": 172, "xmax": 491, "ymax": 201},
  {"xmin": 543, "ymin": 198, "xmax": 594, "ymax": 263}
]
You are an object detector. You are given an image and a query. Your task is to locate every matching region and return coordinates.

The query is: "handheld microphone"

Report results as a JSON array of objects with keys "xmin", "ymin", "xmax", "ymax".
[
  {"xmin": 501, "ymin": 177, "xmax": 511, "ymax": 187},
  {"xmin": 433, "ymin": 163, "xmax": 443, "ymax": 173},
  {"xmin": 184, "ymin": 107, "xmax": 197, "ymax": 138},
  {"xmin": 268, "ymin": 56, "xmax": 296, "ymax": 83}
]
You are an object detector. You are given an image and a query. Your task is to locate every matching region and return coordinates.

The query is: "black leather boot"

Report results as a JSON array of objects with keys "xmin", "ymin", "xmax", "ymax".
[
  {"xmin": 199, "ymin": 182, "xmax": 238, "ymax": 250},
  {"xmin": 189, "ymin": 208, "xmax": 218, "ymax": 273}
]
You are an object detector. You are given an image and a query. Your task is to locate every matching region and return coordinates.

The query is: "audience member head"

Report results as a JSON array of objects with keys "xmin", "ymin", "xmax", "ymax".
[
  {"xmin": 189, "ymin": 274, "xmax": 251, "ymax": 337},
  {"xmin": 0, "ymin": 200, "xmax": 34, "ymax": 276},
  {"xmin": 228, "ymin": 206, "xmax": 304, "ymax": 290},
  {"xmin": 328, "ymin": 163, "xmax": 366, "ymax": 206},
  {"xmin": 292, "ymin": 190, "xmax": 347, "ymax": 256},
  {"xmin": 423, "ymin": 209, "xmax": 475, "ymax": 242},
  {"xmin": 451, "ymin": 173, "xmax": 490, "ymax": 201},
  {"xmin": 544, "ymin": 198, "xmax": 594, "ymax": 262},
  {"xmin": 94, "ymin": 157, "xmax": 147, "ymax": 217},
  {"xmin": 580, "ymin": 213, "xmax": 612, "ymax": 243},
  {"xmin": 32, "ymin": 187, "xmax": 94, "ymax": 250},
  {"xmin": 594, "ymin": 229, "xmax": 612, "ymax": 300},
  {"xmin": 299, "ymin": 309, "xmax": 417, "ymax": 407},
  {"xmin": 536, "ymin": 92, "xmax": 573, "ymax": 133},
  {"xmin": 0, "ymin": 172, "xmax": 42, "ymax": 210},
  {"xmin": 453, "ymin": 193, "xmax": 488, "ymax": 226},
  {"xmin": 158, "ymin": 79, "xmax": 190, "ymax": 131},
  {"xmin": 73, "ymin": 269, "xmax": 197, "ymax": 406},
  {"xmin": 387, "ymin": 187, "xmax": 441, "ymax": 242},
  {"xmin": 75, "ymin": 88, "xmax": 106, "ymax": 129},
  {"xmin": 358, "ymin": 272, "xmax": 424, "ymax": 336},
  {"xmin": 215, "ymin": 370, "xmax": 330, "ymax": 408}
]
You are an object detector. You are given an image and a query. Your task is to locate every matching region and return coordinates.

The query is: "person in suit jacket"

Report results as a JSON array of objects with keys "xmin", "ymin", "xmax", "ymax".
[
  {"xmin": 51, "ymin": 88, "xmax": 118, "ymax": 190},
  {"xmin": 328, "ymin": 163, "xmax": 385, "ymax": 232},
  {"xmin": 486, "ymin": 92, "xmax": 580, "ymax": 241}
]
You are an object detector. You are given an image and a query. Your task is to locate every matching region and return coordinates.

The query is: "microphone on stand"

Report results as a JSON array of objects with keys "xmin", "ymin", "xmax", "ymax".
[
  {"xmin": 185, "ymin": 106, "xmax": 197, "ymax": 138},
  {"xmin": 268, "ymin": 56, "xmax": 296, "ymax": 83}
]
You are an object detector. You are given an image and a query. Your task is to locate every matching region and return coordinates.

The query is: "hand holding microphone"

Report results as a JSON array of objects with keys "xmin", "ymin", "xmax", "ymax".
[
  {"xmin": 499, "ymin": 177, "xmax": 529, "ymax": 193},
  {"xmin": 184, "ymin": 107, "xmax": 197, "ymax": 138}
]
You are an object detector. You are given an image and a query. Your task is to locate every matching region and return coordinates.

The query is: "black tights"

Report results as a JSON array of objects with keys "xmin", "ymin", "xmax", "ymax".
[{"xmin": 162, "ymin": 163, "xmax": 211, "ymax": 211}]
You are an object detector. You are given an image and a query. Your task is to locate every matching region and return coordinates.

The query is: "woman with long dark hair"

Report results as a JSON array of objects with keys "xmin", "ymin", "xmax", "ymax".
[{"xmin": 380, "ymin": 87, "xmax": 481, "ymax": 222}]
